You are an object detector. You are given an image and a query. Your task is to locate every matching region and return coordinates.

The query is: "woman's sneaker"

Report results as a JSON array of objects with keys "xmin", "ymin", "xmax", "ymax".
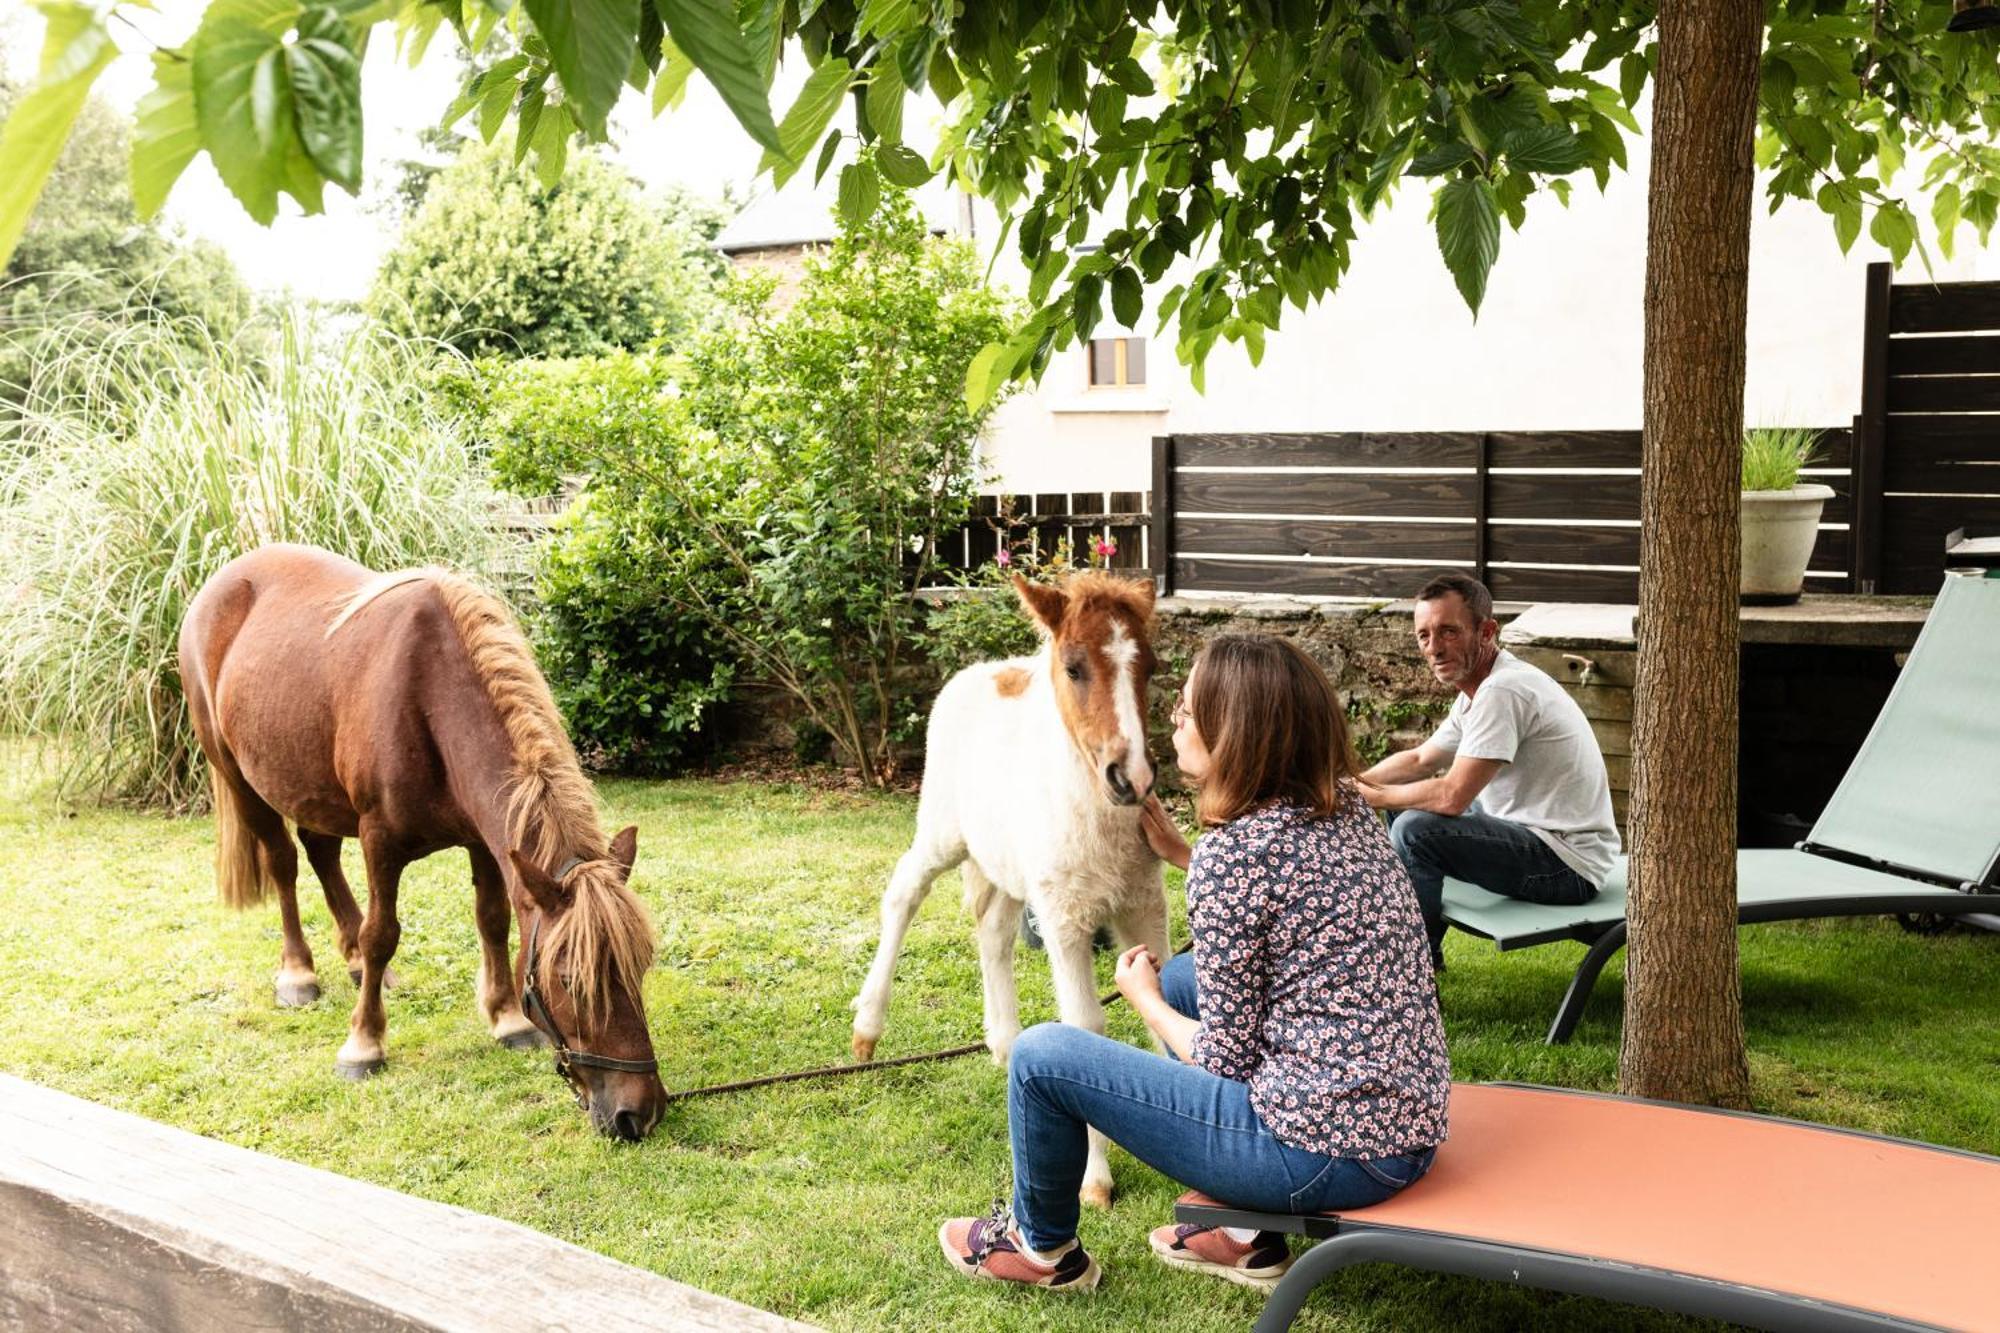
[
  {"xmin": 939, "ymin": 1202, "xmax": 1101, "ymax": 1291},
  {"xmin": 1148, "ymin": 1220, "xmax": 1293, "ymax": 1291}
]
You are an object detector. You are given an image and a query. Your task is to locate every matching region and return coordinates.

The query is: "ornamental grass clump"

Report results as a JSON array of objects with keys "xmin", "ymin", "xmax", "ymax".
[
  {"xmin": 0, "ymin": 308, "xmax": 499, "ymax": 810},
  {"xmin": 1742, "ymin": 426, "xmax": 1824, "ymax": 493}
]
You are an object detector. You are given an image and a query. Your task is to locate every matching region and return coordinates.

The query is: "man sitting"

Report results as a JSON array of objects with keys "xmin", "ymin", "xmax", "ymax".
[{"xmin": 1359, "ymin": 573, "xmax": 1619, "ymax": 972}]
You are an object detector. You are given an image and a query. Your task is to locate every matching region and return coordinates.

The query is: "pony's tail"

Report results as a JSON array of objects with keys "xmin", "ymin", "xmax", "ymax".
[{"xmin": 210, "ymin": 769, "xmax": 270, "ymax": 909}]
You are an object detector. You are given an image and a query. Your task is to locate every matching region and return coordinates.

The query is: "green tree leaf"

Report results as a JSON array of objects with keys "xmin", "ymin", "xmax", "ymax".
[
  {"xmin": 1500, "ymin": 125, "xmax": 1586, "ymax": 174},
  {"xmin": 659, "ymin": 0, "xmax": 783, "ymax": 156},
  {"xmin": 652, "ymin": 36, "xmax": 694, "ymax": 115},
  {"xmin": 864, "ymin": 66, "xmax": 904, "ymax": 143},
  {"xmin": 1408, "ymin": 141, "xmax": 1476, "ymax": 177},
  {"xmin": 963, "ymin": 340, "xmax": 1012, "ymax": 412},
  {"xmin": 520, "ymin": 0, "xmax": 638, "ymax": 138},
  {"xmin": 876, "ymin": 142, "xmax": 932, "ymax": 188},
  {"xmin": 1435, "ymin": 175, "xmax": 1500, "ymax": 315},
  {"xmin": 192, "ymin": 0, "xmax": 304, "ymax": 225},
  {"xmin": 285, "ymin": 6, "xmax": 363, "ymax": 192},
  {"xmin": 1110, "ymin": 265, "xmax": 1142, "ymax": 328},
  {"xmin": 0, "ymin": 0, "xmax": 118, "ymax": 268},
  {"xmin": 131, "ymin": 50, "xmax": 201, "ymax": 221},
  {"xmin": 837, "ymin": 159, "xmax": 879, "ymax": 227},
  {"xmin": 1868, "ymin": 200, "xmax": 1914, "ymax": 265},
  {"xmin": 813, "ymin": 127, "xmax": 843, "ymax": 185},
  {"xmin": 761, "ymin": 56, "xmax": 851, "ymax": 186}
]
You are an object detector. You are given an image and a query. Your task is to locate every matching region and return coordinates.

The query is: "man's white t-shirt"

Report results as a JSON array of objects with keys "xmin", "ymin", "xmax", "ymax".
[{"xmin": 1428, "ymin": 650, "xmax": 1621, "ymax": 887}]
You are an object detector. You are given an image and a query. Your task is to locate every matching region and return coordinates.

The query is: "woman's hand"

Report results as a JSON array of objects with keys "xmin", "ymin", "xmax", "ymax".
[
  {"xmin": 1140, "ymin": 794, "xmax": 1192, "ymax": 870},
  {"xmin": 1114, "ymin": 944, "xmax": 1164, "ymax": 1008}
]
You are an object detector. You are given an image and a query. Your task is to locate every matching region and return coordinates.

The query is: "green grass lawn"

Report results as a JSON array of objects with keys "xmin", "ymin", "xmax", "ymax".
[{"xmin": 2, "ymin": 753, "xmax": 1995, "ymax": 1331}]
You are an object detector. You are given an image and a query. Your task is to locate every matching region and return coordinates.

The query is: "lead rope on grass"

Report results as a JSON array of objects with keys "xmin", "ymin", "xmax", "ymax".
[{"xmin": 661, "ymin": 942, "xmax": 1191, "ymax": 1105}]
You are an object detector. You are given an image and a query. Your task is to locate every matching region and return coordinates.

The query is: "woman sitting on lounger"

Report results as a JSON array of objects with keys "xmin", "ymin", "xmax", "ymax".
[{"xmin": 941, "ymin": 633, "xmax": 1451, "ymax": 1292}]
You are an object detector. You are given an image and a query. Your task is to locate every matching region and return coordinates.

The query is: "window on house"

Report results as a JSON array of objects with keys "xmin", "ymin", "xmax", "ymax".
[{"xmin": 1088, "ymin": 336, "xmax": 1146, "ymax": 387}]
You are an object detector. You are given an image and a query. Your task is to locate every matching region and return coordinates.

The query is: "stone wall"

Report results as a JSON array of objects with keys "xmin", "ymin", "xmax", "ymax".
[{"xmin": 711, "ymin": 592, "xmax": 1925, "ymax": 853}]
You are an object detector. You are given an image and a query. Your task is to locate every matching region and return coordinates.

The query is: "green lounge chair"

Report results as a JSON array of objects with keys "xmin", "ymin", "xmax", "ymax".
[
  {"xmin": 1442, "ymin": 573, "xmax": 2000, "ymax": 1043},
  {"xmin": 1176, "ymin": 1082, "xmax": 2000, "ymax": 1332}
]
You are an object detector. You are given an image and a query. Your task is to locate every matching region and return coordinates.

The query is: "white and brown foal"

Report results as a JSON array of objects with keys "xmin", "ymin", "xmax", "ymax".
[{"xmin": 851, "ymin": 571, "xmax": 1167, "ymax": 1207}]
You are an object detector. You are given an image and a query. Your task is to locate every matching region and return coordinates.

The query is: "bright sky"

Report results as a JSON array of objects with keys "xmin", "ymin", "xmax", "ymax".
[{"xmin": 7, "ymin": 2, "xmax": 804, "ymax": 301}]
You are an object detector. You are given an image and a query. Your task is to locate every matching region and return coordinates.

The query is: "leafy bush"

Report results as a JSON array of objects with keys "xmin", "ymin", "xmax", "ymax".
[
  {"xmin": 369, "ymin": 136, "xmax": 727, "ymax": 360},
  {"xmin": 1742, "ymin": 426, "xmax": 1824, "ymax": 493},
  {"xmin": 490, "ymin": 185, "xmax": 1012, "ymax": 785},
  {"xmin": 0, "ymin": 309, "xmax": 499, "ymax": 809},
  {"xmin": 458, "ymin": 353, "xmax": 733, "ymax": 772}
]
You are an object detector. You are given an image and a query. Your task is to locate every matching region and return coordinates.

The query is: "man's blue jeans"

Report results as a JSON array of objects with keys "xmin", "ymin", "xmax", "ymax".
[
  {"xmin": 1007, "ymin": 952, "xmax": 1435, "ymax": 1251},
  {"xmin": 1387, "ymin": 805, "xmax": 1597, "ymax": 956}
]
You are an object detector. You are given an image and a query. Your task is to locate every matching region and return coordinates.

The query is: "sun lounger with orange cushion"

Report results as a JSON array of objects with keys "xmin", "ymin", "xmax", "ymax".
[{"xmin": 1177, "ymin": 1082, "xmax": 2000, "ymax": 1331}]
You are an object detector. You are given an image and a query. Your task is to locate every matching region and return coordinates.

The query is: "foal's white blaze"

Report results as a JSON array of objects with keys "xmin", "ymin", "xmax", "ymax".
[{"xmin": 1106, "ymin": 622, "xmax": 1154, "ymax": 799}]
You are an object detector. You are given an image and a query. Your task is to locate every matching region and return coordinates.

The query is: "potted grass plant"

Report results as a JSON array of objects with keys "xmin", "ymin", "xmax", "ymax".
[{"xmin": 1741, "ymin": 426, "xmax": 1834, "ymax": 605}]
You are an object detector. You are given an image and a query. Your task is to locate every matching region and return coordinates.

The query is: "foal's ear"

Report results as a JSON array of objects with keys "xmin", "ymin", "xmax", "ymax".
[
  {"xmin": 1013, "ymin": 574, "xmax": 1067, "ymax": 635},
  {"xmin": 608, "ymin": 825, "xmax": 639, "ymax": 875},
  {"xmin": 509, "ymin": 851, "xmax": 569, "ymax": 916}
]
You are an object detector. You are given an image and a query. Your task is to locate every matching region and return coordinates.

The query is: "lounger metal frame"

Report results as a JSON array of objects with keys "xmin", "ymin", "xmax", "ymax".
[
  {"xmin": 1175, "ymin": 1084, "xmax": 1989, "ymax": 1333},
  {"xmin": 1451, "ymin": 865, "xmax": 2000, "ymax": 1045}
]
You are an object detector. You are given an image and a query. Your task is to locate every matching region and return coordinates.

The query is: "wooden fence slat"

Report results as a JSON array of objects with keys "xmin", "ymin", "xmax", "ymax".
[
  {"xmin": 1888, "ymin": 281, "xmax": 2000, "ymax": 335},
  {"xmin": 1172, "ymin": 432, "xmax": 1479, "ymax": 468},
  {"xmin": 1175, "ymin": 472, "xmax": 1477, "ymax": 518},
  {"xmin": 1173, "ymin": 517, "xmax": 1475, "ymax": 560},
  {"xmin": 1881, "ymin": 494, "xmax": 2000, "ymax": 593},
  {"xmin": 1885, "ymin": 376, "xmax": 2000, "ymax": 414},
  {"xmin": 1172, "ymin": 557, "xmax": 1470, "ymax": 598},
  {"xmin": 1883, "ymin": 455, "xmax": 2000, "ymax": 493},
  {"xmin": 1486, "ymin": 430, "xmax": 1642, "ymax": 469},
  {"xmin": 1879, "ymin": 414, "xmax": 2000, "ymax": 460},
  {"xmin": 1887, "ymin": 335, "xmax": 2000, "ymax": 377},
  {"xmin": 1486, "ymin": 566, "xmax": 1642, "ymax": 602},
  {"xmin": 1486, "ymin": 525, "xmax": 1640, "ymax": 564},
  {"xmin": 1487, "ymin": 474, "xmax": 1641, "ymax": 521}
]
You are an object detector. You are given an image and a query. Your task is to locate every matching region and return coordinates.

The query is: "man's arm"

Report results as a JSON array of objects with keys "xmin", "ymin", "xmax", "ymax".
[
  {"xmin": 1360, "ymin": 753, "xmax": 1503, "ymax": 815},
  {"xmin": 1358, "ymin": 741, "xmax": 1451, "ymax": 788}
]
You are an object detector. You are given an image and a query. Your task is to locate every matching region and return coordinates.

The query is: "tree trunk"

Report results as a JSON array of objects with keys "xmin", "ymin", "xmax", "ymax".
[{"xmin": 1621, "ymin": 0, "xmax": 1760, "ymax": 1106}]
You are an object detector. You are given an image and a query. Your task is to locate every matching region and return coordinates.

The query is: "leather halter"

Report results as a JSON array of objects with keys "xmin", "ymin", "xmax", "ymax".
[{"xmin": 520, "ymin": 855, "xmax": 659, "ymax": 1102}]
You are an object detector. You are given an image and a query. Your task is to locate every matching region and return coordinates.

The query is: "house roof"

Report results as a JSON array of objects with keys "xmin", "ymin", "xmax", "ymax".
[{"xmin": 715, "ymin": 171, "xmax": 967, "ymax": 253}]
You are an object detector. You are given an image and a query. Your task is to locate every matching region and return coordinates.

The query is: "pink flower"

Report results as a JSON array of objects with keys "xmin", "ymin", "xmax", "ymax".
[
  {"xmin": 994, "ymin": 549, "xmax": 1012, "ymax": 567},
  {"xmin": 1093, "ymin": 536, "xmax": 1117, "ymax": 558}
]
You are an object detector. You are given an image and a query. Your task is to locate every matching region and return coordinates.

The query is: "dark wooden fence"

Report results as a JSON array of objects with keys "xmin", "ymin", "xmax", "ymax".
[
  {"xmin": 1148, "ymin": 429, "xmax": 1854, "ymax": 603},
  {"xmin": 1855, "ymin": 261, "xmax": 2000, "ymax": 593},
  {"xmin": 934, "ymin": 491, "xmax": 1151, "ymax": 576}
]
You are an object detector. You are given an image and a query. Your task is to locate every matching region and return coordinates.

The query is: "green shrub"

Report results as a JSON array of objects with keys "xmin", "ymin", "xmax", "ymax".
[
  {"xmin": 1742, "ymin": 426, "xmax": 1823, "ymax": 492},
  {"xmin": 0, "ymin": 309, "xmax": 499, "ymax": 809},
  {"xmin": 368, "ymin": 137, "xmax": 726, "ymax": 360},
  {"xmin": 489, "ymin": 184, "xmax": 1013, "ymax": 786},
  {"xmin": 459, "ymin": 353, "xmax": 733, "ymax": 773}
]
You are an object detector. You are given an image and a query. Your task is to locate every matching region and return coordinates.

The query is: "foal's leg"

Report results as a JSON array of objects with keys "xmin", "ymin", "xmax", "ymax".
[
  {"xmin": 1110, "ymin": 879, "xmax": 1173, "ymax": 1054},
  {"xmin": 336, "ymin": 831, "xmax": 407, "ymax": 1079},
  {"xmin": 1039, "ymin": 901, "xmax": 1116, "ymax": 1209},
  {"xmin": 299, "ymin": 830, "xmax": 368, "ymax": 984},
  {"xmin": 967, "ymin": 865, "xmax": 1026, "ymax": 1063},
  {"xmin": 469, "ymin": 845, "xmax": 540, "ymax": 1050},
  {"xmin": 851, "ymin": 830, "xmax": 964, "ymax": 1062}
]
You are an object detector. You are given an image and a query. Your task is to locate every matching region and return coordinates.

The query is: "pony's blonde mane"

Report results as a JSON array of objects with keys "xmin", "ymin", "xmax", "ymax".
[{"xmin": 329, "ymin": 567, "xmax": 655, "ymax": 1026}]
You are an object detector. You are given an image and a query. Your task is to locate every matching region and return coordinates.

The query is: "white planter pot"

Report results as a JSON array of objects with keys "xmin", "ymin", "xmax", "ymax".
[{"xmin": 1741, "ymin": 484, "xmax": 1834, "ymax": 604}]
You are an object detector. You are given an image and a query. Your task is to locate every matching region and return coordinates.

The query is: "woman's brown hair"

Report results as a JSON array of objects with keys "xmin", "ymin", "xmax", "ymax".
[{"xmin": 1188, "ymin": 633, "xmax": 1360, "ymax": 826}]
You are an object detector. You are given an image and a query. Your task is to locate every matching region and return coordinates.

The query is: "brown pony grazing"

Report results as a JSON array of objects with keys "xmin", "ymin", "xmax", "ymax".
[{"xmin": 179, "ymin": 544, "xmax": 666, "ymax": 1141}]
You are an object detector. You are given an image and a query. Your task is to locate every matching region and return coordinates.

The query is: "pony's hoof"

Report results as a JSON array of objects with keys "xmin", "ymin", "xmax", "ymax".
[
  {"xmin": 851, "ymin": 1033, "xmax": 877, "ymax": 1063},
  {"xmin": 274, "ymin": 979, "xmax": 320, "ymax": 1008},
  {"xmin": 499, "ymin": 1028, "xmax": 546, "ymax": 1052},
  {"xmin": 334, "ymin": 1057, "xmax": 385, "ymax": 1081},
  {"xmin": 1080, "ymin": 1181, "xmax": 1114, "ymax": 1211}
]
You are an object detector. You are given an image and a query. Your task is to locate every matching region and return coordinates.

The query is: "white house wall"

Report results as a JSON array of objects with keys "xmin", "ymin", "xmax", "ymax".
[{"xmin": 978, "ymin": 134, "xmax": 2000, "ymax": 497}]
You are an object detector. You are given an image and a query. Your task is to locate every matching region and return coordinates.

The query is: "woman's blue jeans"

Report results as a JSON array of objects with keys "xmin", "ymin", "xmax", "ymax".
[{"xmin": 1007, "ymin": 951, "xmax": 1436, "ymax": 1251}]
